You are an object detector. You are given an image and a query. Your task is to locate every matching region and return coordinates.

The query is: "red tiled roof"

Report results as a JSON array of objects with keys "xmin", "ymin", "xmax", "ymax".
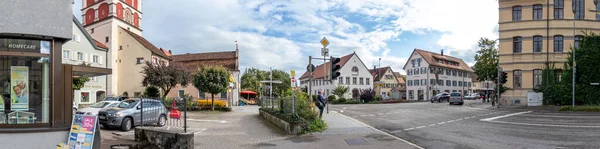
[
  {"xmin": 393, "ymin": 72, "xmax": 405, "ymax": 84},
  {"xmin": 368, "ymin": 66, "xmax": 391, "ymax": 82},
  {"xmin": 93, "ymin": 39, "xmax": 108, "ymax": 49},
  {"xmin": 171, "ymin": 51, "xmax": 236, "ymax": 62},
  {"xmin": 171, "ymin": 51, "xmax": 238, "ymax": 70},
  {"xmin": 299, "ymin": 53, "xmax": 355, "ymax": 79},
  {"xmin": 410, "ymin": 49, "xmax": 473, "ymax": 72},
  {"xmin": 160, "ymin": 48, "xmax": 172, "ymax": 56},
  {"xmin": 120, "ymin": 27, "xmax": 170, "ymax": 59}
]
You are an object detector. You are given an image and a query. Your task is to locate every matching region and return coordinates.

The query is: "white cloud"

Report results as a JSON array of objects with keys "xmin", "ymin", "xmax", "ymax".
[{"xmin": 73, "ymin": 0, "xmax": 498, "ymax": 74}]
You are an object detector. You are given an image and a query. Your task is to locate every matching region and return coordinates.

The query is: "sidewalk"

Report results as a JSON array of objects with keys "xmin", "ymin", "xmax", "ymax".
[{"xmin": 248, "ymin": 110, "xmax": 422, "ymax": 149}]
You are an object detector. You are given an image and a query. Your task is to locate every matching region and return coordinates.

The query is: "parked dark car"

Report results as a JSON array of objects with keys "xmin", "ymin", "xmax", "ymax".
[
  {"xmin": 449, "ymin": 92, "xmax": 464, "ymax": 105},
  {"xmin": 430, "ymin": 92, "xmax": 450, "ymax": 103},
  {"xmin": 98, "ymin": 98, "xmax": 167, "ymax": 131}
]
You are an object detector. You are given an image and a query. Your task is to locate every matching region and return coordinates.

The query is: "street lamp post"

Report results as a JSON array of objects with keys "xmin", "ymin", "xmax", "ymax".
[{"xmin": 572, "ymin": 1, "xmax": 577, "ymax": 108}]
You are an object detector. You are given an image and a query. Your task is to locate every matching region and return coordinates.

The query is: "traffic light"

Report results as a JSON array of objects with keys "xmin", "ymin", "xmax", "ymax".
[
  {"xmin": 330, "ymin": 56, "xmax": 341, "ymax": 80},
  {"xmin": 500, "ymin": 72, "xmax": 508, "ymax": 84}
]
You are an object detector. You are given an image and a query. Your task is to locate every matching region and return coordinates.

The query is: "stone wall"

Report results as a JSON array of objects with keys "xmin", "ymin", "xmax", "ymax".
[
  {"xmin": 259, "ymin": 110, "xmax": 304, "ymax": 135},
  {"xmin": 135, "ymin": 127, "xmax": 194, "ymax": 149}
]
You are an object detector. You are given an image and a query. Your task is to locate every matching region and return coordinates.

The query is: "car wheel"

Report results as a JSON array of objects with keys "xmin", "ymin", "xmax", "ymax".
[
  {"xmin": 157, "ymin": 115, "xmax": 166, "ymax": 127},
  {"xmin": 121, "ymin": 117, "xmax": 132, "ymax": 131},
  {"xmin": 449, "ymin": 102, "xmax": 452, "ymax": 105},
  {"xmin": 431, "ymin": 100, "xmax": 434, "ymax": 103}
]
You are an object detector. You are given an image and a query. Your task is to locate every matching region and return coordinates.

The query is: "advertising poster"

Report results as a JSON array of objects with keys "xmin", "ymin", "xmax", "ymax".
[
  {"xmin": 67, "ymin": 114, "xmax": 97, "ymax": 149},
  {"xmin": 11, "ymin": 66, "xmax": 29, "ymax": 111}
]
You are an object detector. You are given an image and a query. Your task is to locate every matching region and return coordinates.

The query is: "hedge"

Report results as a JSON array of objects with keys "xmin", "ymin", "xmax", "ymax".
[{"xmin": 559, "ymin": 106, "xmax": 600, "ymax": 112}]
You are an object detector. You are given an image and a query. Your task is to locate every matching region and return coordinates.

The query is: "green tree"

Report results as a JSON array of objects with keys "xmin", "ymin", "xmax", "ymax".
[
  {"xmin": 73, "ymin": 62, "xmax": 92, "ymax": 90},
  {"xmin": 241, "ymin": 68, "xmax": 291, "ymax": 97},
  {"xmin": 332, "ymin": 85, "xmax": 349, "ymax": 98},
  {"xmin": 473, "ymin": 37, "xmax": 499, "ymax": 81},
  {"xmin": 193, "ymin": 65, "xmax": 230, "ymax": 111},
  {"xmin": 143, "ymin": 86, "xmax": 160, "ymax": 98},
  {"xmin": 141, "ymin": 62, "xmax": 192, "ymax": 100},
  {"xmin": 241, "ymin": 68, "xmax": 267, "ymax": 93}
]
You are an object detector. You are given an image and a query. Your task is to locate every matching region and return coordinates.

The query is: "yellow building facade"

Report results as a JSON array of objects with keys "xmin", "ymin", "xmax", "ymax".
[{"xmin": 498, "ymin": 0, "xmax": 600, "ymax": 106}]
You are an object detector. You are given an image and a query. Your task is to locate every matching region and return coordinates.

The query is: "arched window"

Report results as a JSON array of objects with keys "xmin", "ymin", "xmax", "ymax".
[
  {"xmin": 533, "ymin": 4, "xmax": 543, "ymax": 20},
  {"xmin": 554, "ymin": 35, "xmax": 564, "ymax": 52},
  {"xmin": 513, "ymin": 70, "xmax": 522, "ymax": 89},
  {"xmin": 512, "ymin": 6, "xmax": 522, "ymax": 21},
  {"xmin": 513, "ymin": 36, "xmax": 522, "ymax": 53},
  {"xmin": 98, "ymin": 3, "xmax": 109, "ymax": 20},
  {"xmin": 533, "ymin": 36, "xmax": 543, "ymax": 52},
  {"xmin": 85, "ymin": 9, "xmax": 95, "ymax": 25},
  {"xmin": 116, "ymin": 3, "xmax": 124, "ymax": 19},
  {"xmin": 574, "ymin": 35, "xmax": 584, "ymax": 49},
  {"xmin": 351, "ymin": 66, "xmax": 359, "ymax": 72}
]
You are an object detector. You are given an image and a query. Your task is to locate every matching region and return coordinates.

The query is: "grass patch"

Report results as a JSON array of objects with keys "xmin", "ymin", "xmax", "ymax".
[{"xmin": 559, "ymin": 106, "xmax": 600, "ymax": 112}]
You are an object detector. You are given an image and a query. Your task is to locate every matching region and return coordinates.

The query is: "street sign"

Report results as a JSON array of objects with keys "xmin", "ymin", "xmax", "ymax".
[
  {"xmin": 306, "ymin": 64, "xmax": 315, "ymax": 72},
  {"xmin": 291, "ymin": 77, "xmax": 296, "ymax": 87},
  {"xmin": 229, "ymin": 75, "xmax": 235, "ymax": 82},
  {"xmin": 291, "ymin": 70, "xmax": 296, "ymax": 77},
  {"xmin": 321, "ymin": 48, "xmax": 329, "ymax": 57},
  {"xmin": 320, "ymin": 37, "xmax": 330, "ymax": 47}
]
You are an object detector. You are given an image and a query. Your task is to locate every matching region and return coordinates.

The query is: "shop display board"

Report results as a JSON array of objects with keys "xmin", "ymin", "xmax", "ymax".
[{"xmin": 67, "ymin": 114, "xmax": 98, "ymax": 149}]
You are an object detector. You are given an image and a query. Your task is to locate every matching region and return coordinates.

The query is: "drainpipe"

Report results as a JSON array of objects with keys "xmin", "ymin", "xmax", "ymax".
[{"xmin": 546, "ymin": 0, "xmax": 550, "ymax": 65}]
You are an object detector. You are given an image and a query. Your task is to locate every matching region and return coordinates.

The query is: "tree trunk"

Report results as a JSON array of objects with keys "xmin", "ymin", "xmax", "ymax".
[
  {"xmin": 161, "ymin": 87, "xmax": 170, "ymax": 101},
  {"xmin": 211, "ymin": 94, "xmax": 215, "ymax": 111}
]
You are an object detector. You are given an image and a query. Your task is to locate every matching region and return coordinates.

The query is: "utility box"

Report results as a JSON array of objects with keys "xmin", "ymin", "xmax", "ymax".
[{"xmin": 527, "ymin": 91, "xmax": 543, "ymax": 106}]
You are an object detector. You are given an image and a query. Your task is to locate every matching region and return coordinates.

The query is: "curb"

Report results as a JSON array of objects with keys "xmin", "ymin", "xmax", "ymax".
[{"xmin": 332, "ymin": 111, "xmax": 425, "ymax": 149}]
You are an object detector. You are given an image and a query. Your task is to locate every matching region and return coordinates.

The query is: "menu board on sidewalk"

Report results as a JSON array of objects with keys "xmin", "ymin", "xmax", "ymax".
[{"xmin": 67, "ymin": 114, "xmax": 98, "ymax": 149}]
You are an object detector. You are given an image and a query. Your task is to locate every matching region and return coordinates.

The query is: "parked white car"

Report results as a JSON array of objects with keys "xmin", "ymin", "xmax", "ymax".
[
  {"xmin": 464, "ymin": 93, "xmax": 481, "ymax": 100},
  {"xmin": 76, "ymin": 101, "xmax": 121, "ymax": 115}
]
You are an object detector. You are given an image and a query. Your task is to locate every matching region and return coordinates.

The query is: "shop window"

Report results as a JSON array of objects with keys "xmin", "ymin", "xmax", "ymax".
[
  {"xmin": 81, "ymin": 92, "xmax": 90, "ymax": 103},
  {"xmin": 0, "ymin": 49, "xmax": 51, "ymax": 125}
]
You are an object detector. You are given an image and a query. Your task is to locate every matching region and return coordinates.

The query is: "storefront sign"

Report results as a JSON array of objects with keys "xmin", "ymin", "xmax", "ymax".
[
  {"xmin": 0, "ymin": 38, "xmax": 49, "ymax": 54},
  {"xmin": 67, "ymin": 114, "xmax": 98, "ymax": 149},
  {"xmin": 11, "ymin": 66, "xmax": 29, "ymax": 111}
]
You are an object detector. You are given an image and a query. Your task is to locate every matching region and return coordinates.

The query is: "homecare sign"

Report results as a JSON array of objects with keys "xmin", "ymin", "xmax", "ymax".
[{"xmin": 0, "ymin": 38, "xmax": 44, "ymax": 53}]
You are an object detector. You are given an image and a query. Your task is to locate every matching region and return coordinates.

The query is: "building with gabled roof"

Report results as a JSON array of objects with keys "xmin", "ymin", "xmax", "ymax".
[
  {"xmin": 403, "ymin": 49, "xmax": 474, "ymax": 101},
  {"xmin": 369, "ymin": 66, "xmax": 402, "ymax": 99},
  {"xmin": 299, "ymin": 52, "xmax": 373, "ymax": 99}
]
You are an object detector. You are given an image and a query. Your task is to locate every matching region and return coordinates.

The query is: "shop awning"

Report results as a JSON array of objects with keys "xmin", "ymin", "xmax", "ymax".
[
  {"xmin": 240, "ymin": 90, "xmax": 257, "ymax": 95},
  {"xmin": 71, "ymin": 65, "xmax": 112, "ymax": 78}
]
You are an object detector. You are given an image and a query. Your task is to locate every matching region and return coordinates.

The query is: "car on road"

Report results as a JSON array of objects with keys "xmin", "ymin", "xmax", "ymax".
[
  {"xmin": 76, "ymin": 101, "xmax": 121, "ymax": 115},
  {"xmin": 464, "ymin": 93, "xmax": 480, "ymax": 100},
  {"xmin": 430, "ymin": 92, "xmax": 450, "ymax": 103},
  {"xmin": 103, "ymin": 96, "xmax": 129, "ymax": 102},
  {"xmin": 449, "ymin": 92, "xmax": 464, "ymax": 105},
  {"xmin": 98, "ymin": 98, "xmax": 168, "ymax": 131}
]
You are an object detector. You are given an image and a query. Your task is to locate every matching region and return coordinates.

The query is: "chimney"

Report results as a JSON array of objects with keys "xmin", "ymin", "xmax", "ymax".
[
  {"xmin": 169, "ymin": 50, "xmax": 172, "ymax": 54},
  {"xmin": 441, "ymin": 49, "xmax": 444, "ymax": 56}
]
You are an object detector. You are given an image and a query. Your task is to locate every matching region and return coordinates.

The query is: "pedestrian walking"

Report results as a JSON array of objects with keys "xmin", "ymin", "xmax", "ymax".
[{"xmin": 317, "ymin": 90, "xmax": 326, "ymax": 118}]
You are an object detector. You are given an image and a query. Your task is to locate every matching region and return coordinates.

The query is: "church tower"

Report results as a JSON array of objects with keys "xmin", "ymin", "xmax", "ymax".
[{"xmin": 81, "ymin": 0, "xmax": 143, "ymax": 96}]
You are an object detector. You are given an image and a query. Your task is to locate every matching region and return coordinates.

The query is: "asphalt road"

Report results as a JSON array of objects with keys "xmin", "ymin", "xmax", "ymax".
[{"xmin": 329, "ymin": 100, "xmax": 600, "ymax": 149}]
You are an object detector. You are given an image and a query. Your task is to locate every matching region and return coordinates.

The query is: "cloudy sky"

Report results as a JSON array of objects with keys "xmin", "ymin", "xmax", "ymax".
[{"xmin": 73, "ymin": 0, "xmax": 499, "ymax": 75}]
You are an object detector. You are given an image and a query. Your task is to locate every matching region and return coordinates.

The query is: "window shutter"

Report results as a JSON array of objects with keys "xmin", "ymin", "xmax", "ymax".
[
  {"xmin": 71, "ymin": 51, "xmax": 76, "ymax": 60},
  {"xmin": 99, "ymin": 56, "xmax": 103, "ymax": 64}
]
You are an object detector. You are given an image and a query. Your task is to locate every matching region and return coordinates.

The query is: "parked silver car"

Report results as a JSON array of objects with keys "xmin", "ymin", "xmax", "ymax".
[
  {"xmin": 98, "ymin": 98, "xmax": 168, "ymax": 131},
  {"xmin": 76, "ymin": 101, "xmax": 120, "ymax": 115},
  {"xmin": 449, "ymin": 92, "xmax": 464, "ymax": 105}
]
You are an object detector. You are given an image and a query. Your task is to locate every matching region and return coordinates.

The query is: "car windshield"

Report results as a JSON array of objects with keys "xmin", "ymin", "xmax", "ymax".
[
  {"xmin": 118, "ymin": 100, "xmax": 139, "ymax": 108},
  {"xmin": 451, "ymin": 93, "xmax": 461, "ymax": 96},
  {"xmin": 89, "ymin": 102, "xmax": 110, "ymax": 108},
  {"xmin": 104, "ymin": 97, "xmax": 119, "ymax": 101}
]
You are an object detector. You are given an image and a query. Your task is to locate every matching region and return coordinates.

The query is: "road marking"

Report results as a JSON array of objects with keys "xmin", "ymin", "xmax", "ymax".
[
  {"xmin": 470, "ymin": 116, "xmax": 476, "ymax": 118},
  {"xmin": 360, "ymin": 115, "xmax": 367, "ymax": 117},
  {"xmin": 464, "ymin": 117, "xmax": 471, "ymax": 119},
  {"xmin": 389, "ymin": 130, "xmax": 403, "ymax": 133},
  {"xmin": 438, "ymin": 122, "xmax": 446, "ymax": 125},
  {"xmin": 194, "ymin": 128, "xmax": 208, "ymax": 134},
  {"xmin": 368, "ymin": 114, "xmax": 375, "ymax": 116},
  {"xmin": 480, "ymin": 111, "xmax": 532, "ymax": 121},
  {"xmin": 333, "ymin": 111, "xmax": 425, "ymax": 149},
  {"xmin": 187, "ymin": 119, "xmax": 227, "ymax": 123},
  {"xmin": 404, "ymin": 128, "xmax": 414, "ymax": 131},
  {"xmin": 457, "ymin": 118, "xmax": 464, "ymax": 121},
  {"xmin": 485, "ymin": 120, "xmax": 600, "ymax": 128},
  {"xmin": 385, "ymin": 112, "xmax": 392, "ymax": 115},
  {"xmin": 447, "ymin": 120, "xmax": 455, "ymax": 123},
  {"xmin": 340, "ymin": 107, "xmax": 348, "ymax": 113},
  {"xmin": 377, "ymin": 113, "xmax": 384, "ymax": 115},
  {"xmin": 415, "ymin": 126, "xmax": 426, "ymax": 129},
  {"xmin": 428, "ymin": 124, "xmax": 436, "ymax": 127}
]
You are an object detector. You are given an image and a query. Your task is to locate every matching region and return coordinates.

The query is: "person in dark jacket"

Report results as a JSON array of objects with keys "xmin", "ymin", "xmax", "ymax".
[{"xmin": 317, "ymin": 90, "xmax": 326, "ymax": 118}]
